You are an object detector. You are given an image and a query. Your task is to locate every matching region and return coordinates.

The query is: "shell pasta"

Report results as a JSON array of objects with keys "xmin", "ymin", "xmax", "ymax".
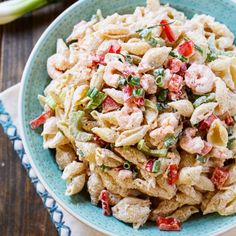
[{"xmin": 30, "ymin": 0, "xmax": 236, "ymax": 231}]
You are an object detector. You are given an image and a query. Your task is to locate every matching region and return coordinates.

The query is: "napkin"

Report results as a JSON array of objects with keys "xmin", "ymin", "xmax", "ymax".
[
  {"xmin": 0, "ymin": 84, "xmax": 103, "ymax": 236},
  {"xmin": 0, "ymin": 84, "xmax": 235, "ymax": 236}
]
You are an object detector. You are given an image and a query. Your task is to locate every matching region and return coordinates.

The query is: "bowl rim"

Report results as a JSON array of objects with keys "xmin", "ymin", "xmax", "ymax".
[{"xmin": 19, "ymin": 0, "xmax": 236, "ymax": 235}]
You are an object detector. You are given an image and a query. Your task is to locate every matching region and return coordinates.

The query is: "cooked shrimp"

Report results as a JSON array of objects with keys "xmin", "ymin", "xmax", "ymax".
[
  {"xmin": 47, "ymin": 54, "xmax": 71, "ymax": 80},
  {"xmin": 103, "ymin": 61, "xmax": 125, "ymax": 88},
  {"xmin": 185, "ymin": 63, "xmax": 215, "ymax": 95},
  {"xmin": 208, "ymin": 147, "xmax": 234, "ymax": 160},
  {"xmin": 150, "ymin": 113, "xmax": 179, "ymax": 146},
  {"xmin": 140, "ymin": 74, "xmax": 157, "ymax": 94},
  {"xmin": 180, "ymin": 128, "xmax": 212, "ymax": 155},
  {"xmin": 117, "ymin": 104, "xmax": 143, "ymax": 130}
]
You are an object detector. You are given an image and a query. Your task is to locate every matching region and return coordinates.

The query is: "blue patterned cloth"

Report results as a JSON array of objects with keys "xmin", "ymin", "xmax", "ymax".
[{"xmin": 0, "ymin": 100, "xmax": 71, "ymax": 236}]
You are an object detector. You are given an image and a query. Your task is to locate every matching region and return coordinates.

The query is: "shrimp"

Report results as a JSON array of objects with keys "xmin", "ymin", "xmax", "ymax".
[
  {"xmin": 180, "ymin": 128, "xmax": 212, "ymax": 155},
  {"xmin": 103, "ymin": 61, "xmax": 125, "ymax": 88},
  {"xmin": 185, "ymin": 63, "xmax": 215, "ymax": 95},
  {"xmin": 140, "ymin": 74, "xmax": 157, "ymax": 94},
  {"xmin": 150, "ymin": 113, "xmax": 179, "ymax": 146},
  {"xmin": 47, "ymin": 54, "xmax": 71, "ymax": 80},
  {"xmin": 117, "ymin": 104, "xmax": 143, "ymax": 130},
  {"xmin": 208, "ymin": 147, "xmax": 234, "ymax": 160}
]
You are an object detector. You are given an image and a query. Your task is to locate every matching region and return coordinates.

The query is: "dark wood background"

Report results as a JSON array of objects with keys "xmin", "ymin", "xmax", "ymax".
[{"xmin": 0, "ymin": 1, "xmax": 76, "ymax": 235}]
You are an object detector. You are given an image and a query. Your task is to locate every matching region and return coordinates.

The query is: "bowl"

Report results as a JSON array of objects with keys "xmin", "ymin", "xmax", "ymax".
[{"xmin": 19, "ymin": 0, "xmax": 236, "ymax": 235}]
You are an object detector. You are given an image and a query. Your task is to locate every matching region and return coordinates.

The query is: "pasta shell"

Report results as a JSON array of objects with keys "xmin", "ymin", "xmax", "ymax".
[
  {"xmin": 115, "ymin": 125, "xmax": 149, "ymax": 147},
  {"xmin": 207, "ymin": 119, "xmax": 228, "ymax": 147},
  {"xmin": 190, "ymin": 102, "xmax": 218, "ymax": 125},
  {"xmin": 168, "ymin": 100, "xmax": 194, "ymax": 117}
]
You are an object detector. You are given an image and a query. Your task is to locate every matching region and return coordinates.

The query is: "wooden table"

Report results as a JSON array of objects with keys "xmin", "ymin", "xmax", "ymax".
[{"xmin": 0, "ymin": 1, "xmax": 76, "ymax": 235}]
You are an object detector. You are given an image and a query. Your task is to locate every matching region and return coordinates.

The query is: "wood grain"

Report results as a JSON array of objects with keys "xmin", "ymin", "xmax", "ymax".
[{"xmin": 0, "ymin": 1, "xmax": 76, "ymax": 235}]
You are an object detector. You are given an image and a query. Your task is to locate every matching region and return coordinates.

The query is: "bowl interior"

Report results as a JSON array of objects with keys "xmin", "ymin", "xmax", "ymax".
[{"xmin": 20, "ymin": 0, "xmax": 236, "ymax": 235}]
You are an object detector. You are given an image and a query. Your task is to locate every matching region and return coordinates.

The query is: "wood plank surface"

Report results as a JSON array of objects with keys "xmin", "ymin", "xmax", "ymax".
[{"xmin": 0, "ymin": 1, "xmax": 76, "ymax": 235}]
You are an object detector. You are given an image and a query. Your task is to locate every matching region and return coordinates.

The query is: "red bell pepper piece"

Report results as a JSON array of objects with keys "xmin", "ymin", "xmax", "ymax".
[
  {"xmin": 211, "ymin": 167, "xmax": 229, "ymax": 188},
  {"xmin": 167, "ymin": 74, "xmax": 184, "ymax": 93},
  {"xmin": 201, "ymin": 141, "xmax": 212, "ymax": 156},
  {"xmin": 92, "ymin": 54, "xmax": 106, "ymax": 66},
  {"xmin": 178, "ymin": 40, "xmax": 195, "ymax": 57},
  {"xmin": 160, "ymin": 19, "xmax": 175, "ymax": 43},
  {"xmin": 30, "ymin": 110, "xmax": 52, "ymax": 129},
  {"xmin": 225, "ymin": 114, "xmax": 234, "ymax": 126},
  {"xmin": 102, "ymin": 96, "xmax": 121, "ymax": 113},
  {"xmin": 199, "ymin": 114, "xmax": 217, "ymax": 131},
  {"xmin": 145, "ymin": 160, "xmax": 154, "ymax": 172},
  {"xmin": 167, "ymin": 164, "xmax": 178, "ymax": 185},
  {"xmin": 93, "ymin": 135, "xmax": 108, "ymax": 147},
  {"xmin": 100, "ymin": 190, "xmax": 111, "ymax": 216},
  {"xmin": 123, "ymin": 84, "xmax": 144, "ymax": 106},
  {"xmin": 157, "ymin": 216, "xmax": 181, "ymax": 231},
  {"xmin": 108, "ymin": 44, "xmax": 121, "ymax": 54}
]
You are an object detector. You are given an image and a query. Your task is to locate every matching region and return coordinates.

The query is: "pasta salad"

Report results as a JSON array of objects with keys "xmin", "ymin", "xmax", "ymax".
[{"xmin": 30, "ymin": 0, "xmax": 236, "ymax": 231}]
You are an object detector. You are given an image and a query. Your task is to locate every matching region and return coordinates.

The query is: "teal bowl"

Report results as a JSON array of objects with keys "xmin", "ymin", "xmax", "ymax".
[{"xmin": 19, "ymin": 0, "xmax": 236, "ymax": 235}]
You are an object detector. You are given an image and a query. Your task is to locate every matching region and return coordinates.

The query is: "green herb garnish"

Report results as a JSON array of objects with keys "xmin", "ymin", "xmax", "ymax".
[
  {"xmin": 169, "ymin": 51, "xmax": 189, "ymax": 62},
  {"xmin": 152, "ymin": 160, "xmax": 161, "ymax": 173},
  {"xmin": 164, "ymin": 135, "xmax": 177, "ymax": 148},
  {"xmin": 100, "ymin": 164, "xmax": 110, "ymax": 172},
  {"xmin": 123, "ymin": 161, "xmax": 131, "ymax": 170},
  {"xmin": 118, "ymin": 77, "xmax": 127, "ymax": 86},
  {"xmin": 196, "ymin": 154, "xmax": 208, "ymax": 164},
  {"xmin": 137, "ymin": 139, "xmax": 168, "ymax": 157},
  {"xmin": 125, "ymin": 54, "xmax": 133, "ymax": 64},
  {"xmin": 133, "ymin": 88, "xmax": 144, "ymax": 97},
  {"xmin": 156, "ymin": 102, "xmax": 168, "ymax": 111},
  {"xmin": 127, "ymin": 75, "xmax": 140, "ymax": 86},
  {"xmin": 157, "ymin": 89, "xmax": 168, "ymax": 102}
]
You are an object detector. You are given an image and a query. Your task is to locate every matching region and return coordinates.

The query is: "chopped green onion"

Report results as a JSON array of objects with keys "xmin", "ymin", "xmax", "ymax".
[
  {"xmin": 139, "ymin": 28, "xmax": 152, "ymax": 40},
  {"xmin": 137, "ymin": 139, "xmax": 168, "ymax": 157},
  {"xmin": 157, "ymin": 90, "xmax": 168, "ymax": 102},
  {"xmin": 123, "ymin": 161, "xmax": 131, "ymax": 170},
  {"xmin": 100, "ymin": 164, "xmax": 110, "ymax": 172},
  {"xmin": 164, "ymin": 135, "xmax": 177, "ymax": 148},
  {"xmin": 132, "ymin": 167, "xmax": 138, "ymax": 178},
  {"xmin": 118, "ymin": 77, "xmax": 127, "ymax": 86},
  {"xmin": 193, "ymin": 93, "xmax": 216, "ymax": 108},
  {"xmin": 196, "ymin": 154, "xmax": 208, "ymax": 164},
  {"xmin": 194, "ymin": 44, "xmax": 204, "ymax": 55},
  {"xmin": 87, "ymin": 87, "xmax": 99, "ymax": 98},
  {"xmin": 127, "ymin": 75, "xmax": 140, "ymax": 86},
  {"xmin": 154, "ymin": 68, "xmax": 165, "ymax": 77},
  {"xmin": 45, "ymin": 95, "xmax": 57, "ymax": 110},
  {"xmin": 155, "ymin": 75, "xmax": 164, "ymax": 87},
  {"xmin": 147, "ymin": 37, "xmax": 158, "ymax": 47},
  {"xmin": 227, "ymin": 137, "xmax": 236, "ymax": 149},
  {"xmin": 69, "ymin": 111, "xmax": 85, "ymax": 138},
  {"xmin": 152, "ymin": 160, "xmax": 161, "ymax": 173},
  {"xmin": 135, "ymin": 21, "xmax": 175, "ymax": 33},
  {"xmin": 125, "ymin": 55, "xmax": 133, "ymax": 64},
  {"xmin": 144, "ymin": 99, "xmax": 158, "ymax": 111},
  {"xmin": 78, "ymin": 150, "xmax": 85, "ymax": 158},
  {"xmin": 206, "ymin": 52, "xmax": 218, "ymax": 62},
  {"xmin": 169, "ymin": 51, "xmax": 189, "ymax": 62},
  {"xmin": 85, "ymin": 92, "xmax": 107, "ymax": 110},
  {"xmin": 133, "ymin": 88, "xmax": 144, "ymax": 97},
  {"xmin": 156, "ymin": 102, "xmax": 168, "ymax": 112}
]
